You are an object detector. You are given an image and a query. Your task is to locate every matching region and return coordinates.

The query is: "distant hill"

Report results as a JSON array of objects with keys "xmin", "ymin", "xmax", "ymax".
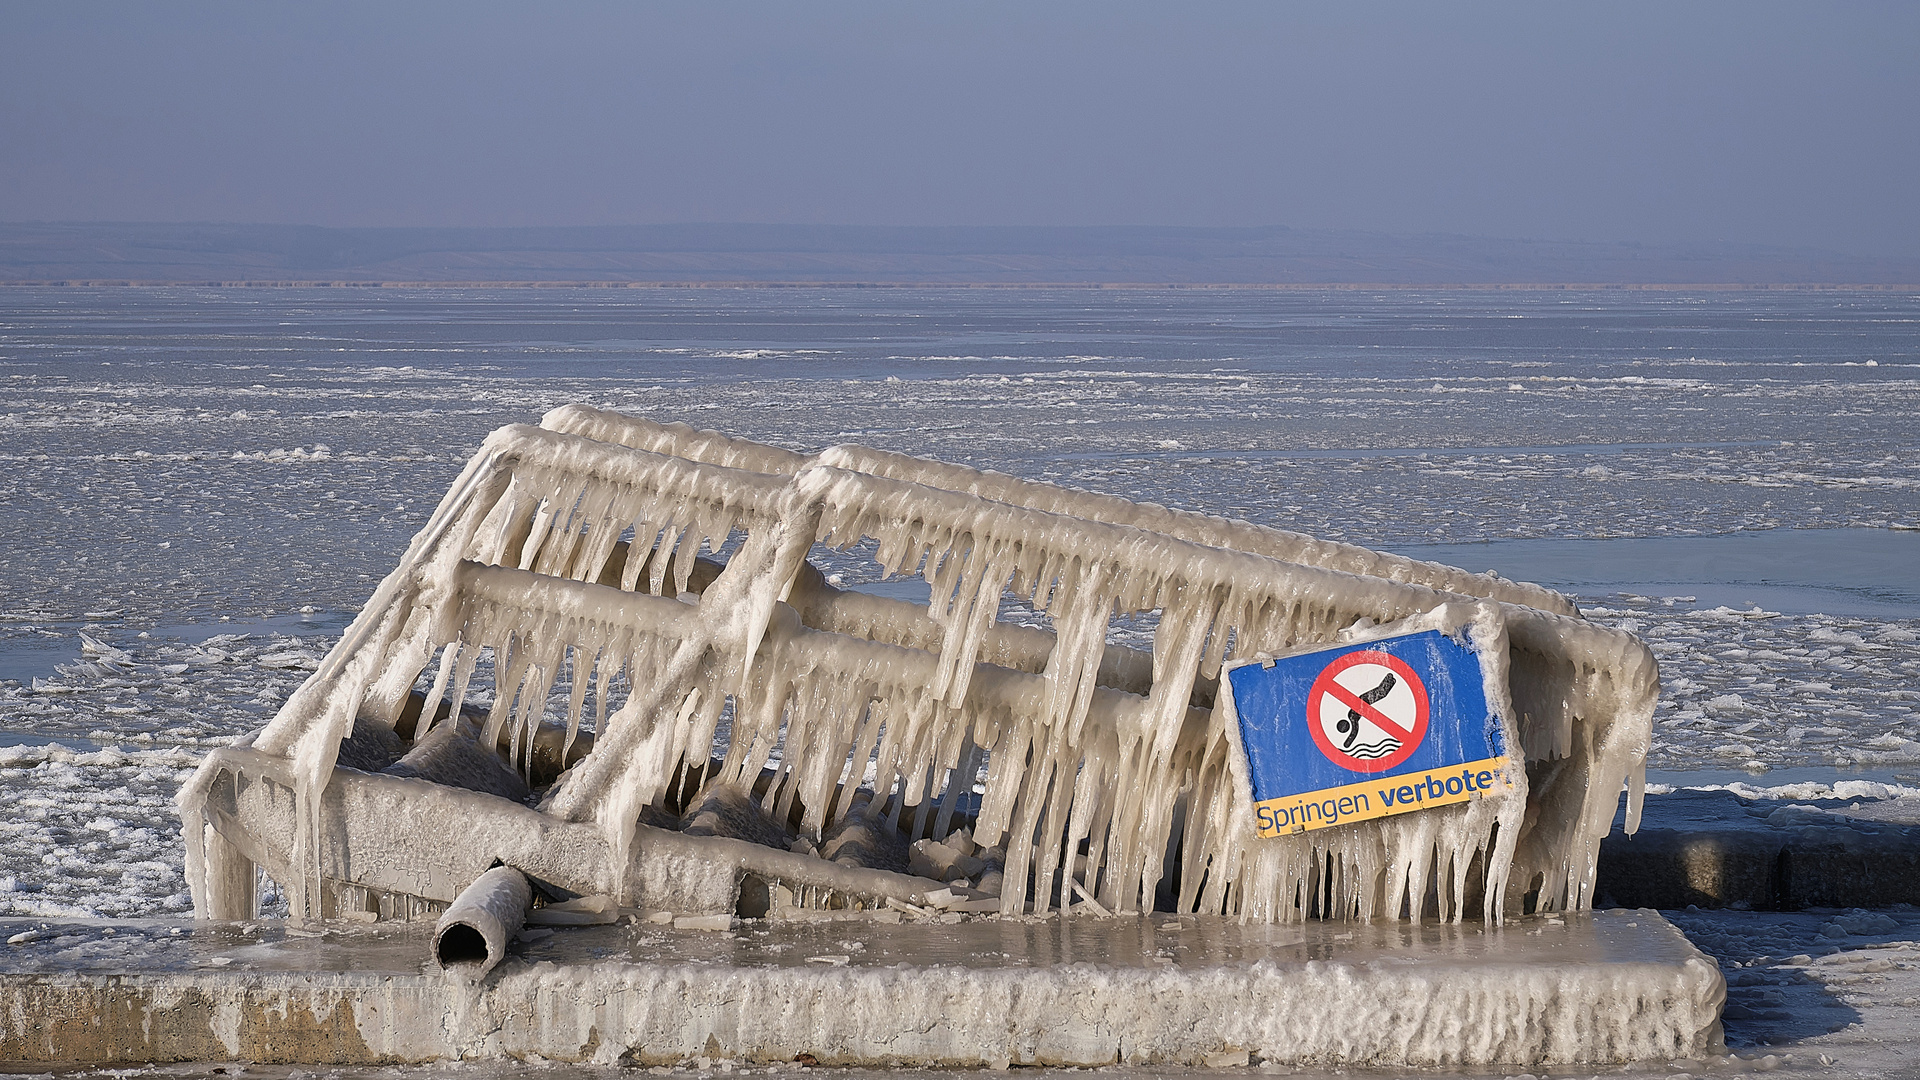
[{"xmin": 2, "ymin": 221, "xmax": 1915, "ymax": 286}]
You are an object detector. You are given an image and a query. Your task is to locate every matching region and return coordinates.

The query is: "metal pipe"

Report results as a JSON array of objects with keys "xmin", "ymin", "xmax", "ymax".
[{"xmin": 433, "ymin": 865, "xmax": 531, "ymax": 975}]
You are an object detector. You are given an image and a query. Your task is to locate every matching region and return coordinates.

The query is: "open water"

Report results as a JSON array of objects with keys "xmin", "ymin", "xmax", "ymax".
[{"xmin": 0, "ymin": 285, "xmax": 1916, "ymax": 917}]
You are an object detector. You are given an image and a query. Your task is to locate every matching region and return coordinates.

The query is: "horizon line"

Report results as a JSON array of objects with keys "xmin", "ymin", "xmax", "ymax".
[{"xmin": 3, "ymin": 279, "xmax": 1917, "ymax": 292}]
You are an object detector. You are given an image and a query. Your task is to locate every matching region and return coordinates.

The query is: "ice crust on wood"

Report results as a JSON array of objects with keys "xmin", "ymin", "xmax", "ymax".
[{"xmin": 180, "ymin": 405, "xmax": 1656, "ymax": 925}]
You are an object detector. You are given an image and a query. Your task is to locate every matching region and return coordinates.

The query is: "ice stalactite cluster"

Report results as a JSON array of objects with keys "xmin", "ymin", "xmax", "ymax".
[{"xmin": 181, "ymin": 405, "xmax": 1656, "ymax": 925}]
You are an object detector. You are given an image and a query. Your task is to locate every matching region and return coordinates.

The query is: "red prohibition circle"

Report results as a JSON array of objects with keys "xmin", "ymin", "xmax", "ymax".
[{"xmin": 1305, "ymin": 649, "xmax": 1429, "ymax": 773}]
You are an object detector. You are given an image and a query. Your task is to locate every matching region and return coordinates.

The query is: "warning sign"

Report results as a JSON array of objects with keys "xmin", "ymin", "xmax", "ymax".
[{"xmin": 1224, "ymin": 629, "xmax": 1512, "ymax": 838}]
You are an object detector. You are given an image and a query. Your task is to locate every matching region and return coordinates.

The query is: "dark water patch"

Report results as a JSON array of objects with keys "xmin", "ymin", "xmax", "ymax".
[
  {"xmin": 1648, "ymin": 765, "xmax": 1920, "ymax": 791},
  {"xmin": 146, "ymin": 609, "xmax": 350, "ymax": 645},
  {"xmin": 846, "ymin": 578, "xmax": 933, "ymax": 605},
  {"xmin": 0, "ymin": 732, "xmax": 107, "ymax": 753},
  {"xmin": 1394, "ymin": 528, "xmax": 1920, "ymax": 618}
]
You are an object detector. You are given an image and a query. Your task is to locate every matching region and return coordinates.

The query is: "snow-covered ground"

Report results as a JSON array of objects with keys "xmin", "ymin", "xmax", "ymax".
[{"xmin": 1, "ymin": 286, "xmax": 1917, "ymax": 1072}]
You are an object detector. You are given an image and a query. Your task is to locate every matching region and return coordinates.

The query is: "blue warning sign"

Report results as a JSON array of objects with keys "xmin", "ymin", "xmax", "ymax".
[{"xmin": 1224, "ymin": 629, "xmax": 1512, "ymax": 837}]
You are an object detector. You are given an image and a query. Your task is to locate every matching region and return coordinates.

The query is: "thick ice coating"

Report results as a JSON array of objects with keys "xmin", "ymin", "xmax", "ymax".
[{"xmin": 179, "ymin": 405, "xmax": 1657, "ymax": 926}]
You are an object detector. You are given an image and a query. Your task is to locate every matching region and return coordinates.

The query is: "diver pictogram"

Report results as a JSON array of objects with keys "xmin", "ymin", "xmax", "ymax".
[{"xmin": 1305, "ymin": 650, "xmax": 1429, "ymax": 773}]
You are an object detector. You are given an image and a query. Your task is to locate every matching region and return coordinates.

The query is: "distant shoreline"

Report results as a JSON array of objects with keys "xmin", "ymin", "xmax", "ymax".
[
  {"xmin": 3, "ymin": 279, "xmax": 1915, "ymax": 292},
  {"xmin": 7, "ymin": 224, "xmax": 1915, "ymax": 290}
]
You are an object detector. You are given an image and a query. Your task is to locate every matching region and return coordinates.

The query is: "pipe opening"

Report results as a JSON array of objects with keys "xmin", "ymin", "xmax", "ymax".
[
  {"xmin": 737, "ymin": 873, "xmax": 772, "ymax": 919},
  {"xmin": 435, "ymin": 922, "xmax": 491, "ymax": 967}
]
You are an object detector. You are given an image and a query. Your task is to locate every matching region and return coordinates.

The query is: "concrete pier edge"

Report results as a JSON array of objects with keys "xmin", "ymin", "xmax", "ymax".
[
  {"xmin": 1599, "ymin": 788, "xmax": 1920, "ymax": 910},
  {"xmin": 1, "ymin": 911, "xmax": 1723, "ymax": 1068}
]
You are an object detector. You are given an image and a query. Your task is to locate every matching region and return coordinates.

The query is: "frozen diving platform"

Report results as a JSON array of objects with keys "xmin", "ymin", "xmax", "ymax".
[{"xmin": 0, "ymin": 910, "xmax": 1724, "ymax": 1068}]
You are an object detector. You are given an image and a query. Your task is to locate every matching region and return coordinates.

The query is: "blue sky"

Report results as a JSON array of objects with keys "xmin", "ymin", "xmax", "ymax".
[{"xmin": 3, "ymin": 2, "xmax": 1915, "ymax": 255}]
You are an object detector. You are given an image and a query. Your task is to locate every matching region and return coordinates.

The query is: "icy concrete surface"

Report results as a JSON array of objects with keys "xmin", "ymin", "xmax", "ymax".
[
  {"xmin": 0, "ymin": 1058, "xmax": 1870, "ymax": 1080},
  {"xmin": 0, "ymin": 910, "xmax": 1708, "ymax": 978},
  {"xmin": 0, "ymin": 912, "xmax": 1722, "ymax": 1067},
  {"xmin": 0, "ymin": 912, "xmax": 1905, "ymax": 1074}
]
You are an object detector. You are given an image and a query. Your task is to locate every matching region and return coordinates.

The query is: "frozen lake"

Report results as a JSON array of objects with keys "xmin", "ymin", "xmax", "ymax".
[{"xmin": 0, "ymin": 285, "xmax": 1916, "ymax": 918}]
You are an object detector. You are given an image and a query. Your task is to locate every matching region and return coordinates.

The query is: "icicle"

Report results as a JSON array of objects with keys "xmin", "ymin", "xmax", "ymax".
[
  {"xmin": 561, "ymin": 641, "xmax": 594, "ymax": 762},
  {"xmin": 1143, "ymin": 583, "xmax": 1220, "ymax": 764},
  {"xmin": 619, "ymin": 522, "xmax": 661, "ymax": 592},
  {"xmin": 416, "ymin": 640, "xmax": 460, "ymax": 735}
]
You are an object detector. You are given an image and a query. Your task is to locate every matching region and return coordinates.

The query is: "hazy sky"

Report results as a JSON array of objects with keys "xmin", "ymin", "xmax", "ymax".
[{"xmin": 3, "ymin": 2, "xmax": 1916, "ymax": 255}]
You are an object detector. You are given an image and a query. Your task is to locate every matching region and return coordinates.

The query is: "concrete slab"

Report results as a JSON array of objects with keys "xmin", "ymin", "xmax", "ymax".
[
  {"xmin": 1598, "ymin": 789, "xmax": 1920, "ymax": 910},
  {"xmin": 0, "ymin": 911, "xmax": 1722, "ymax": 1068}
]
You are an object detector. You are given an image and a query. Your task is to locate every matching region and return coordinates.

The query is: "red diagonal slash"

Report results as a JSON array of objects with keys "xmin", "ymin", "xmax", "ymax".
[{"xmin": 1323, "ymin": 679, "xmax": 1414, "ymax": 742}]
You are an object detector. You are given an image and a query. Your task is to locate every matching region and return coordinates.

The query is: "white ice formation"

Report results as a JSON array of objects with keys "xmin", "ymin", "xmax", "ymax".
[{"xmin": 179, "ymin": 405, "xmax": 1656, "ymax": 926}]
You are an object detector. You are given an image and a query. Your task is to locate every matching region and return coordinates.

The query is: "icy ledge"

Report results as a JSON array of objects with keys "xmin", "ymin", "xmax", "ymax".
[{"xmin": 0, "ymin": 911, "xmax": 1723, "ymax": 1068}]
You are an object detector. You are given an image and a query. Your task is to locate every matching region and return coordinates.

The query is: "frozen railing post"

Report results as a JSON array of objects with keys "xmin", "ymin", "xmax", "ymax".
[{"xmin": 178, "ymin": 405, "xmax": 1656, "ymax": 928}]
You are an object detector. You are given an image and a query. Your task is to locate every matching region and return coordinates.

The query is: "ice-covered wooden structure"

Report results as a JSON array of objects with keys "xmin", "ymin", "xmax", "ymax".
[{"xmin": 178, "ymin": 405, "xmax": 1656, "ymax": 926}]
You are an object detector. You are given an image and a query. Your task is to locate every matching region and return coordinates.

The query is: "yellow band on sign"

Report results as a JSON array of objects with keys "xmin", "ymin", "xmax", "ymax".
[{"xmin": 1251, "ymin": 756, "xmax": 1513, "ymax": 838}]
